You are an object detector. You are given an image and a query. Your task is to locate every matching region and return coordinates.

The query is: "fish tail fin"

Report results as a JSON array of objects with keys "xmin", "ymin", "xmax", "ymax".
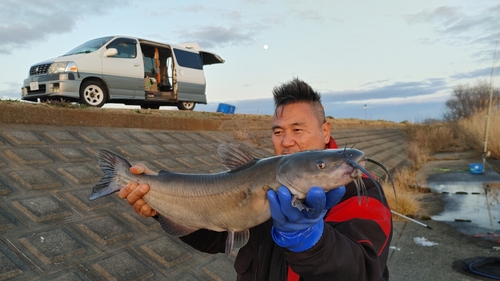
[{"xmin": 89, "ymin": 149, "xmax": 131, "ymax": 200}]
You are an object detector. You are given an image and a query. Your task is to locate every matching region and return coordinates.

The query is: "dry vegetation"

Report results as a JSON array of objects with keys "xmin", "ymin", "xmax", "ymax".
[
  {"xmin": 457, "ymin": 108, "xmax": 500, "ymax": 159},
  {"xmin": 402, "ymin": 108, "xmax": 500, "ymax": 167},
  {"xmin": 0, "ymin": 99, "xmax": 399, "ymax": 128},
  {"xmin": 382, "ymin": 167, "xmax": 426, "ymax": 220},
  {"xmin": 0, "ymin": 99, "xmax": 273, "ymax": 120},
  {"xmin": 402, "ymin": 123, "xmax": 475, "ymax": 168}
]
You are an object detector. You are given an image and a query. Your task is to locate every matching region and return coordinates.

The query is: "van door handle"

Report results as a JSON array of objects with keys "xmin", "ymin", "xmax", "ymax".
[{"xmin": 134, "ymin": 63, "xmax": 140, "ymax": 67}]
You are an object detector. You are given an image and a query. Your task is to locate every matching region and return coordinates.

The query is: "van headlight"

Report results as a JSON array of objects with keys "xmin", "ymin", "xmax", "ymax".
[{"xmin": 48, "ymin": 61, "xmax": 78, "ymax": 74}]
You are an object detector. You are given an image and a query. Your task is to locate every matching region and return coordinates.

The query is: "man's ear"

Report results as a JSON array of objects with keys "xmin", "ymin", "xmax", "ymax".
[{"xmin": 322, "ymin": 121, "xmax": 331, "ymax": 144}]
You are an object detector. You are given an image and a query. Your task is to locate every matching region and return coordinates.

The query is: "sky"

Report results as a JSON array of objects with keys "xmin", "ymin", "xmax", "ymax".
[{"xmin": 1, "ymin": 0, "xmax": 499, "ymax": 123}]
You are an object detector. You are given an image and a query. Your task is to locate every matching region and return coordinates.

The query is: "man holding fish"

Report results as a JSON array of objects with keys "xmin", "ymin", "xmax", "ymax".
[{"xmin": 118, "ymin": 78, "xmax": 392, "ymax": 281}]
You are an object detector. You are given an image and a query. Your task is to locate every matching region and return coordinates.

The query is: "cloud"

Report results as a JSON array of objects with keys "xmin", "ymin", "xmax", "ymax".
[
  {"xmin": 198, "ymin": 78, "xmax": 452, "ymax": 122},
  {"xmin": 0, "ymin": 82, "xmax": 22, "ymax": 99},
  {"xmin": 170, "ymin": 3, "xmax": 281, "ymax": 49},
  {"xmin": 405, "ymin": 6, "xmax": 465, "ymax": 26},
  {"xmin": 321, "ymin": 79, "xmax": 448, "ymax": 103},
  {"xmin": 405, "ymin": 4, "xmax": 500, "ymax": 61},
  {"xmin": 200, "ymin": 93, "xmax": 447, "ymax": 123},
  {"xmin": 181, "ymin": 4, "xmax": 207, "ymax": 13},
  {"xmin": 318, "ymin": 79, "xmax": 450, "ymax": 121},
  {"xmin": 0, "ymin": 0, "xmax": 129, "ymax": 54},
  {"xmin": 405, "ymin": 4, "xmax": 500, "ymax": 34},
  {"xmin": 323, "ymin": 101, "xmax": 447, "ymax": 123},
  {"xmin": 450, "ymin": 66, "xmax": 500, "ymax": 80},
  {"xmin": 296, "ymin": 10, "xmax": 325, "ymax": 22},
  {"xmin": 177, "ymin": 25, "xmax": 257, "ymax": 49}
]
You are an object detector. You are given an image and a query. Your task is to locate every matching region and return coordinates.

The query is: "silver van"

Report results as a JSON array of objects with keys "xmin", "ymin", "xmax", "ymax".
[{"xmin": 21, "ymin": 36, "xmax": 224, "ymax": 110}]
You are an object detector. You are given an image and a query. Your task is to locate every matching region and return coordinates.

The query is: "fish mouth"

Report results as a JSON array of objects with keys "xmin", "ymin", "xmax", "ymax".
[
  {"xmin": 346, "ymin": 156, "xmax": 396, "ymax": 206},
  {"xmin": 349, "ymin": 159, "xmax": 366, "ymax": 179},
  {"xmin": 349, "ymin": 168, "xmax": 362, "ymax": 179}
]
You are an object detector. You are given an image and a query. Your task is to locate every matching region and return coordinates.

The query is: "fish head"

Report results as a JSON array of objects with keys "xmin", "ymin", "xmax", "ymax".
[{"xmin": 275, "ymin": 148, "xmax": 365, "ymax": 199}]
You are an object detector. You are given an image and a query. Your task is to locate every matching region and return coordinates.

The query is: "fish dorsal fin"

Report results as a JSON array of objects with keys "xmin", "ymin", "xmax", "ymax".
[
  {"xmin": 225, "ymin": 229, "xmax": 250, "ymax": 258},
  {"xmin": 217, "ymin": 143, "xmax": 257, "ymax": 170}
]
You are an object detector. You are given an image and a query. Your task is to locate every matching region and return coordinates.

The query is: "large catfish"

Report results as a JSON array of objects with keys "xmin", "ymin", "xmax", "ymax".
[{"xmin": 89, "ymin": 143, "xmax": 380, "ymax": 257}]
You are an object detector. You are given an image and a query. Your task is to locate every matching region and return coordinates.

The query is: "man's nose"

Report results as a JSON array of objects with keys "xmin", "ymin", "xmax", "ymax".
[{"xmin": 281, "ymin": 132, "xmax": 296, "ymax": 147}]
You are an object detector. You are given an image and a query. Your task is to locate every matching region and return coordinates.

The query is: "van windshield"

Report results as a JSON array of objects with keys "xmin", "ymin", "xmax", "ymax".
[{"xmin": 62, "ymin": 36, "xmax": 114, "ymax": 56}]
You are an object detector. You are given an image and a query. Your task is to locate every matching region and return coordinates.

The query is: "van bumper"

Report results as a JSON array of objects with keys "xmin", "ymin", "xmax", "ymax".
[{"xmin": 21, "ymin": 73, "xmax": 81, "ymax": 101}]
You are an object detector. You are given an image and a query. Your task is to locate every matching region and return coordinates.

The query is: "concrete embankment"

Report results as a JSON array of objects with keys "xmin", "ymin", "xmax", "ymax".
[{"xmin": 0, "ymin": 103, "xmax": 412, "ymax": 280}]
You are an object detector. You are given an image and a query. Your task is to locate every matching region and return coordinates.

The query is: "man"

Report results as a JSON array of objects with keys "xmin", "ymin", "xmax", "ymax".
[{"xmin": 119, "ymin": 78, "xmax": 392, "ymax": 280}]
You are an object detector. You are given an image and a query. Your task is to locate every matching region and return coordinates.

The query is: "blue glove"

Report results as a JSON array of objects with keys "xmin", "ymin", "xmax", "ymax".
[{"xmin": 267, "ymin": 186, "xmax": 346, "ymax": 252}]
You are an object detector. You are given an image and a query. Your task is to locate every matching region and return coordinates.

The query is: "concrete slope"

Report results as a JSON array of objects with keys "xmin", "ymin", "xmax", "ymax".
[{"xmin": 0, "ymin": 121, "xmax": 406, "ymax": 280}]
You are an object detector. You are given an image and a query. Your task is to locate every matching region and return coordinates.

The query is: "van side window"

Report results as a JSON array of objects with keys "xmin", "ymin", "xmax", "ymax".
[
  {"xmin": 107, "ymin": 38, "xmax": 137, "ymax": 59},
  {"xmin": 174, "ymin": 49, "xmax": 203, "ymax": 69}
]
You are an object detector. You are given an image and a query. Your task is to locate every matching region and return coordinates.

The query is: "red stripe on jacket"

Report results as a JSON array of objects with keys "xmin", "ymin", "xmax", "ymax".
[{"xmin": 325, "ymin": 197, "xmax": 392, "ymax": 256}]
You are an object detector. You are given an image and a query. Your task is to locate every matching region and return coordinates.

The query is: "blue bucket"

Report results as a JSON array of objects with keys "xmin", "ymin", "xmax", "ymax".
[
  {"xmin": 217, "ymin": 103, "xmax": 236, "ymax": 114},
  {"xmin": 469, "ymin": 163, "xmax": 483, "ymax": 174}
]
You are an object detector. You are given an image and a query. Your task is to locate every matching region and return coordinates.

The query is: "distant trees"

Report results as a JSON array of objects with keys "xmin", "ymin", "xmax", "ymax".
[
  {"xmin": 443, "ymin": 80, "xmax": 500, "ymax": 121},
  {"xmin": 421, "ymin": 118, "xmax": 441, "ymax": 125}
]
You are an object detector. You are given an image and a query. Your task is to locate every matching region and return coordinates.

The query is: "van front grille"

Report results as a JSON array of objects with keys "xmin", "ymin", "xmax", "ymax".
[{"xmin": 29, "ymin": 64, "xmax": 51, "ymax": 76}]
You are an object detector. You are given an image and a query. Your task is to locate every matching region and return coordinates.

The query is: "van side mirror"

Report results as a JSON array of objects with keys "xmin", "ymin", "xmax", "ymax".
[{"xmin": 104, "ymin": 48, "xmax": 118, "ymax": 57}]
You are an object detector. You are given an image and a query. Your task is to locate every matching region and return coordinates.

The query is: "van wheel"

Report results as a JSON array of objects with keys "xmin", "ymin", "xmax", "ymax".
[
  {"xmin": 177, "ymin": 101, "xmax": 195, "ymax": 111},
  {"xmin": 80, "ymin": 80, "xmax": 107, "ymax": 107}
]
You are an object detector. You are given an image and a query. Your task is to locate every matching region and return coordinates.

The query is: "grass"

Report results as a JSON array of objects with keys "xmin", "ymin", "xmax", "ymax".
[
  {"xmin": 404, "ymin": 141, "xmax": 430, "ymax": 170},
  {"xmin": 402, "ymin": 108, "xmax": 500, "ymax": 162},
  {"xmin": 42, "ymin": 99, "xmax": 90, "ymax": 109},
  {"xmin": 402, "ymin": 122, "xmax": 477, "ymax": 169},
  {"xmin": 0, "ymin": 98, "xmax": 91, "ymax": 109},
  {"xmin": 382, "ymin": 167, "xmax": 426, "ymax": 220},
  {"xmin": 458, "ymin": 108, "xmax": 500, "ymax": 159},
  {"xmin": 0, "ymin": 97, "xmax": 21, "ymax": 103}
]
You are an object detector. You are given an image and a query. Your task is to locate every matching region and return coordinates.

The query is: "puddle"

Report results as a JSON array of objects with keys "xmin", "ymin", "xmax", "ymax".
[{"xmin": 429, "ymin": 181, "xmax": 500, "ymax": 237}]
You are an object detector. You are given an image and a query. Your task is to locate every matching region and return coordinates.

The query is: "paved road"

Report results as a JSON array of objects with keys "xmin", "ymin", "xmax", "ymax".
[{"xmin": 0, "ymin": 123, "xmax": 410, "ymax": 280}]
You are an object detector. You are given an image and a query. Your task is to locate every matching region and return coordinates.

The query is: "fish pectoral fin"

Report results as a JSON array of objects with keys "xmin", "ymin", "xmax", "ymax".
[
  {"xmin": 233, "ymin": 229, "xmax": 250, "ymax": 249},
  {"xmin": 224, "ymin": 229, "xmax": 250, "ymax": 258},
  {"xmin": 157, "ymin": 214, "xmax": 197, "ymax": 237}
]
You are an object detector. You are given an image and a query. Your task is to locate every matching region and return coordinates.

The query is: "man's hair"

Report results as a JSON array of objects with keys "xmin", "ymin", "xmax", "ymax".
[{"xmin": 272, "ymin": 77, "xmax": 326, "ymax": 124}]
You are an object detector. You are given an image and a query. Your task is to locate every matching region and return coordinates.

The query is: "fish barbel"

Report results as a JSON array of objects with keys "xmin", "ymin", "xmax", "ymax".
[{"xmin": 89, "ymin": 143, "xmax": 373, "ymax": 256}]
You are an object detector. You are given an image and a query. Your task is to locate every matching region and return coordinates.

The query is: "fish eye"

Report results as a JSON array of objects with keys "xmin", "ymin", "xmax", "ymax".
[{"xmin": 316, "ymin": 160, "xmax": 326, "ymax": 169}]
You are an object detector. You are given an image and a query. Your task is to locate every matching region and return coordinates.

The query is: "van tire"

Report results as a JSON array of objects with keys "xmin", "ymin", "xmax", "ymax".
[
  {"xmin": 80, "ymin": 80, "xmax": 107, "ymax": 107},
  {"xmin": 177, "ymin": 101, "xmax": 195, "ymax": 111}
]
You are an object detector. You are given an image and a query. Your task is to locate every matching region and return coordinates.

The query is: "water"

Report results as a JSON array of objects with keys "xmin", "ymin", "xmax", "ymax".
[{"xmin": 429, "ymin": 181, "xmax": 500, "ymax": 237}]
